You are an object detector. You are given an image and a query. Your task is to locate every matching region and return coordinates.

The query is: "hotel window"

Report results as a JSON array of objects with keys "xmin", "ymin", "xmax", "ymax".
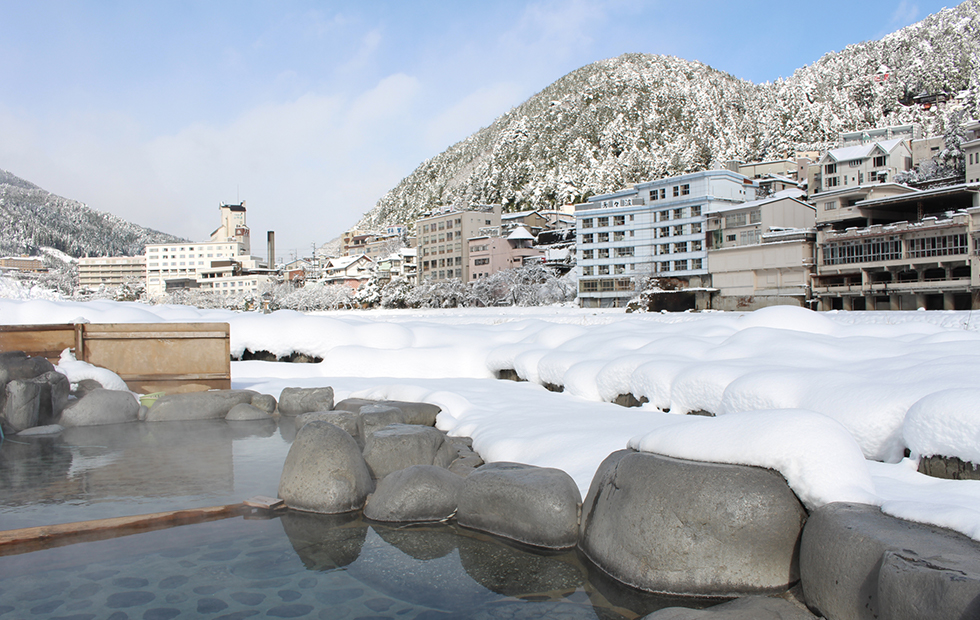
[
  {"xmin": 691, "ymin": 205, "xmax": 701, "ymax": 216},
  {"xmin": 582, "ymin": 234, "xmax": 593, "ymax": 244},
  {"xmin": 583, "ymin": 266, "xmax": 594, "ymax": 276},
  {"xmin": 674, "ymin": 260, "xmax": 688, "ymax": 271},
  {"xmin": 613, "ymin": 231, "xmax": 625, "ymax": 242},
  {"xmin": 658, "ymin": 227, "xmax": 669, "ymax": 238},
  {"xmin": 614, "ymin": 215, "xmax": 625, "ymax": 226},
  {"xmin": 660, "ymin": 188, "xmax": 666, "ymax": 199},
  {"xmin": 597, "ymin": 233, "xmax": 609, "ymax": 243},
  {"xmin": 598, "ymin": 265, "xmax": 610, "ymax": 275},
  {"xmin": 674, "ymin": 242, "xmax": 688, "ymax": 253},
  {"xmin": 673, "ymin": 225, "xmax": 685, "ymax": 236},
  {"xmin": 691, "ymin": 222, "xmax": 702, "ymax": 233},
  {"xmin": 673, "ymin": 186, "xmax": 679, "ymax": 197},
  {"xmin": 582, "ymin": 249, "xmax": 594, "ymax": 260},
  {"xmin": 692, "ymin": 258, "xmax": 703, "ymax": 270},
  {"xmin": 582, "ymin": 218, "xmax": 593, "ymax": 228},
  {"xmin": 614, "ymin": 264, "xmax": 625, "ymax": 274},
  {"xmin": 597, "ymin": 217, "xmax": 609, "ymax": 227},
  {"xmin": 598, "ymin": 248, "xmax": 609, "ymax": 259},
  {"xmin": 725, "ymin": 213, "xmax": 747, "ymax": 228},
  {"xmin": 650, "ymin": 190, "xmax": 659, "ymax": 201},
  {"xmin": 673, "ymin": 208, "xmax": 685, "ymax": 219},
  {"xmin": 615, "ymin": 247, "xmax": 634, "ymax": 257},
  {"xmin": 680, "ymin": 184, "xmax": 690, "ymax": 196},
  {"xmin": 691, "ymin": 240, "xmax": 702, "ymax": 251}
]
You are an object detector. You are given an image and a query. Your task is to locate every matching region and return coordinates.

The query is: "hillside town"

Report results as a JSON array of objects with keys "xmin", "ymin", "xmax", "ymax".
[{"xmin": 6, "ymin": 116, "xmax": 977, "ymax": 313}]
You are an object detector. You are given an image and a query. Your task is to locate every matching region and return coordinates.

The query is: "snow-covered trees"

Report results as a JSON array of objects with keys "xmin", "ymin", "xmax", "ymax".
[
  {"xmin": 0, "ymin": 169, "xmax": 183, "ymax": 258},
  {"xmin": 360, "ymin": 1, "xmax": 980, "ymax": 232}
]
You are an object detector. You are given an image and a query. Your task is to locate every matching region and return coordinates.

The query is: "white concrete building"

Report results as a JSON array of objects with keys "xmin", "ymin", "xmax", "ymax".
[
  {"xmin": 145, "ymin": 202, "xmax": 270, "ymax": 297},
  {"xmin": 575, "ymin": 170, "xmax": 758, "ymax": 308}
]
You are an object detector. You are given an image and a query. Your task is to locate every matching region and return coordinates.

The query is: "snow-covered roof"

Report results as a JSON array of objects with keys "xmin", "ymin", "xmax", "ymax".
[
  {"xmin": 502, "ymin": 210, "xmax": 542, "ymax": 220},
  {"xmin": 507, "ymin": 227, "xmax": 535, "ymax": 241},
  {"xmin": 822, "ymin": 138, "xmax": 906, "ymax": 164},
  {"xmin": 707, "ymin": 189, "xmax": 810, "ymax": 214},
  {"xmin": 326, "ymin": 254, "xmax": 372, "ymax": 270}
]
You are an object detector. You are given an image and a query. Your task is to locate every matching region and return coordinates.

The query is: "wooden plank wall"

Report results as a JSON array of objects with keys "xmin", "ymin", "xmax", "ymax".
[{"xmin": 0, "ymin": 323, "xmax": 231, "ymax": 393}]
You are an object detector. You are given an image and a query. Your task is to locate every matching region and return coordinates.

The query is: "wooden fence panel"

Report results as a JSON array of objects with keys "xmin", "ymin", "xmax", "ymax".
[{"xmin": 0, "ymin": 323, "xmax": 231, "ymax": 394}]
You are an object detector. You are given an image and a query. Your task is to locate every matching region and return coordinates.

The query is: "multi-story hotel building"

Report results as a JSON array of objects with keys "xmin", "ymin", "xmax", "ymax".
[
  {"xmin": 416, "ymin": 204, "xmax": 501, "ymax": 282},
  {"xmin": 78, "ymin": 256, "xmax": 146, "ymax": 289},
  {"xmin": 811, "ymin": 183, "xmax": 980, "ymax": 310},
  {"xmin": 575, "ymin": 170, "xmax": 758, "ymax": 308},
  {"xmin": 144, "ymin": 202, "xmax": 270, "ymax": 297}
]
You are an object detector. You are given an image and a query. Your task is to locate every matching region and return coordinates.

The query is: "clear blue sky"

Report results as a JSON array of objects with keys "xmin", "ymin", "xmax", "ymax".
[{"xmin": 0, "ymin": 0, "xmax": 957, "ymax": 260}]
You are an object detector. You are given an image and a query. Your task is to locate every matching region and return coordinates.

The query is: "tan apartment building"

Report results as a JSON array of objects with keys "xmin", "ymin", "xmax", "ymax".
[
  {"xmin": 964, "ymin": 119, "xmax": 980, "ymax": 184},
  {"xmin": 0, "ymin": 256, "xmax": 46, "ymax": 272},
  {"xmin": 705, "ymin": 192, "xmax": 816, "ymax": 309},
  {"xmin": 78, "ymin": 256, "xmax": 146, "ymax": 289},
  {"xmin": 810, "ymin": 138, "xmax": 913, "ymax": 194},
  {"xmin": 416, "ymin": 204, "xmax": 502, "ymax": 282}
]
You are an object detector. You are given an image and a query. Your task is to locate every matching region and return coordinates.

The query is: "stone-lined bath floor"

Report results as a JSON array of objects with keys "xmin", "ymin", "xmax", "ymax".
[{"xmin": 0, "ymin": 513, "xmax": 714, "ymax": 619}]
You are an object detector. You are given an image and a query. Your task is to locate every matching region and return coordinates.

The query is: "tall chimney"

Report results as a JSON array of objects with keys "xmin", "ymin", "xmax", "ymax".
[{"xmin": 267, "ymin": 231, "xmax": 276, "ymax": 269}]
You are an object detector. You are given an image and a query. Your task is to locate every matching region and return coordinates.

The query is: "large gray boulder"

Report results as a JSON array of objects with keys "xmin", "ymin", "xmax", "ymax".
[
  {"xmin": 800, "ymin": 502, "xmax": 980, "ymax": 620},
  {"xmin": 33, "ymin": 371, "xmax": 71, "ymax": 425},
  {"xmin": 278, "ymin": 386, "xmax": 334, "ymax": 415},
  {"xmin": 362, "ymin": 423, "xmax": 456, "ymax": 479},
  {"xmin": 225, "ymin": 402, "xmax": 272, "ymax": 421},
  {"xmin": 144, "ymin": 389, "xmax": 257, "ymax": 422},
  {"xmin": 580, "ymin": 450, "xmax": 807, "ymax": 597},
  {"xmin": 60, "ymin": 388, "xmax": 140, "ymax": 427},
  {"xmin": 2, "ymin": 379, "xmax": 42, "ymax": 431},
  {"xmin": 250, "ymin": 393, "xmax": 278, "ymax": 415},
  {"xmin": 334, "ymin": 398, "xmax": 441, "ymax": 426},
  {"xmin": 359, "ymin": 404, "xmax": 410, "ymax": 438},
  {"xmin": 457, "ymin": 462, "xmax": 581, "ymax": 549},
  {"xmin": 878, "ymin": 549, "xmax": 980, "ymax": 620},
  {"xmin": 72, "ymin": 378, "xmax": 105, "ymax": 399},
  {"xmin": 0, "ymin": 351, "xmax": 54, "ymax": 384},
  {"xmin": 363, "ymin": 464, "xmax": 462, "ymax": 522},
  {"xmin": 296, "ymin": 410, "xmax": 365, "ymax": 447},
  {"xmin": 642, "ymin": 597, "xmax": 818, "ymax": 619},
  {"xmin": 278, "ymin": 421, "xmax": 374, "ymax": 514}
]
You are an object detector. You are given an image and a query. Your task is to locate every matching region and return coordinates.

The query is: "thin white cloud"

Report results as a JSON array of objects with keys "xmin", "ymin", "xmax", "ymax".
[
  {"xmin": 886, "ymin": 1, "xmax": 920, "ymax": 31},
  {"xmin": 500, "ymin": 0, "xmax": 609, "ymax": 59},
  {"xmin": 424, "ymin": 82, "xmax": 524, "ymax": 151}
]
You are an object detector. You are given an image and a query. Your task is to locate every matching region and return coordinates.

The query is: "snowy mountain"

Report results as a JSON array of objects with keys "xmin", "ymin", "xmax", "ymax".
[
  {"xmin": 0, "ymin": 169, "xmax": 184, "ymax": 257},
  {"xmin": 360, "ymin": 0, "xmax": 980, "ymax": 231}
]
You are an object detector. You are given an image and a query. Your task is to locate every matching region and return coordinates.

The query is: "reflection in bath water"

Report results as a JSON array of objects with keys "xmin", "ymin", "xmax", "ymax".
[
  {"xmin": 0, "ymin": 417, "xmax": 721, "ymax": 617},
  {"xmin": 0, "ymin": 513, "xmax": 717, "ymax": 619},
  {"xmin": 0, "ymin": 419, "xmax": 288, "ymax": 529}
]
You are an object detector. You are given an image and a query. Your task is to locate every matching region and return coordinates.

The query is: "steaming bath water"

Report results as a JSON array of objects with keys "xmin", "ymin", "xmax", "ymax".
[{"xmin": 0, "ymin": 419, "xmax": 719, "ymax": 618}]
